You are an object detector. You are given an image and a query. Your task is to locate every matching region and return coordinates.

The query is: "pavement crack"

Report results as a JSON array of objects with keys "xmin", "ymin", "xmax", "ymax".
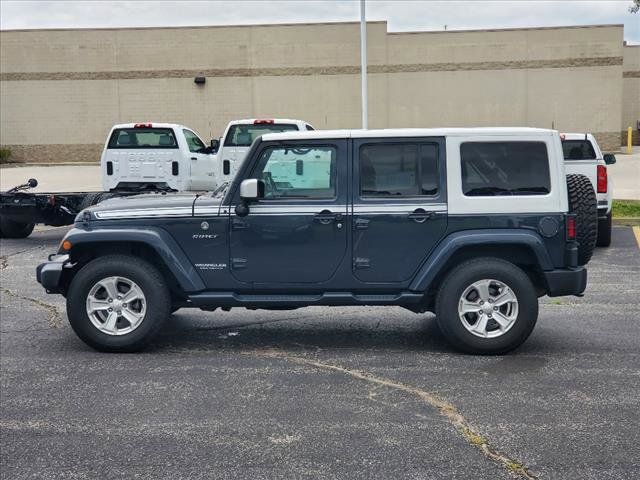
[
  {"xmin": 250, "ymin": 348, "xmax": 537, "ymax": 480},
  {"xmin": 0, "ymin": 287, "xmax": 62, "ymax": 328},
  {"xmin": 0, "ymin": 246, "xmax": 46, "ymax": 271}
]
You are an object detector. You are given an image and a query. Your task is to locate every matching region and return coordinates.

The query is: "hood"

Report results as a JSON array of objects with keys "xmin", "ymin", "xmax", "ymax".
[{"xmin": 81, "ymin": 192, "xmax": 223, "ymax": 221}]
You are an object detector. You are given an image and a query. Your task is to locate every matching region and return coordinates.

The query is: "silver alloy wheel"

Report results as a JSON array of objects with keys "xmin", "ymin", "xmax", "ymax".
[
  {"xmin": 458, "ymin": 279, "xmax": 519, "ymax": 338},
  {"xmin": 85, "ymin": 276, "xmax": 147, "ymax": 336}
]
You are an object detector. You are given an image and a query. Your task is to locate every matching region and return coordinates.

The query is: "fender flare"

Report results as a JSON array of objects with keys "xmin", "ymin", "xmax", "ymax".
[
  {"xmin": 409, "ymin": 229, "xmax": 554, "ymax": 292},
  {"xmin": 63, "ymin": 227, "xmax": 206, "ymax": 292}
]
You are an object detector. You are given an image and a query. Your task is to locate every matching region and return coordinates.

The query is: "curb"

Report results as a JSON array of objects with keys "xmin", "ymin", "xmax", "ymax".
[
  {"xmin": 1, "ymin": 163, "xmax": 99, "ymax": 168},
  {"xmin": 613, "ymin": 217, "xmax": 640, "ymax": 226}
]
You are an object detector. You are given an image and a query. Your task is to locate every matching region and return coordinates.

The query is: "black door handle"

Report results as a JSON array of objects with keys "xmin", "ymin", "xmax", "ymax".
[
  {"xmin": 314, "ymin": 210, "xmax": 342, "ymax": 224},
  {"xmin": 408, "ymin": 208, "xmax": 434, "ymax": 223},
  {"xmin": 191, "ymin": 157, "xmax": 197, "ymax": 161}
]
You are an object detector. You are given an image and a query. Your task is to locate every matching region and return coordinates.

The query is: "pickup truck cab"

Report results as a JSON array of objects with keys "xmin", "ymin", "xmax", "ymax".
[
  {"xmin": 102, "ymin": 123, "xmax": 217, "ymax": 192},
  {"xmin": 38, "ymin": 127, "xmax": 596, "ymax": 355},
  {"xmin": 561, "ymin": 133, "xmax": 616, "ymax": 246},
  {"xmin": 213, "ymin": 118, "xmax": 314, "ymax": 183}
]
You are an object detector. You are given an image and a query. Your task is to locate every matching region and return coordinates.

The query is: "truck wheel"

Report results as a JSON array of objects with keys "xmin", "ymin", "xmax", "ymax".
[
  {"xmin": 566, "ymin": 174, "xmax": 597, "ymax": 265},
  {"xmin": 0, "ymin": 217, "xmax": 35, "ymax": 239},
  {"xmin": 596, "ymin": 212, "xmax": 612, "ymax": 247},
  {"xmin": 435, "ymin": 258, "xmax": 538, "ymax": 355},
  {"xmin": 66, "ymin": 254, "xmax": 171, "ymax": 352}
]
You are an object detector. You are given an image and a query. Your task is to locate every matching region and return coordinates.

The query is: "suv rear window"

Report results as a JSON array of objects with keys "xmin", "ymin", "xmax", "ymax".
[
  {"xmin": 460, "ymin": 142, "xmax": 550, "ymax": 196},
  {"xmin": 224, "ymin": 124, "xmax": 299, "ymax": 147},
  {"xmin": 108, "ymin": 128, "xmax": 178, "ymax": 149},
  {"xmin": 562, "ymin": 140, "xmax": 596, "ymax": 160}
]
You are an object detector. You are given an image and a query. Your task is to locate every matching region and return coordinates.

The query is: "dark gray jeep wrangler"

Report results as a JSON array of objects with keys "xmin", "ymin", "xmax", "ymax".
[{"xmin": 37, "ymin": 128, "xmax": 596, "ymax": 354}]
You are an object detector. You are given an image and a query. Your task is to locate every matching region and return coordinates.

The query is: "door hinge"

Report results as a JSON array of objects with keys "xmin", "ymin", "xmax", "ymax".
[
  {"xmin": 231, "ymin": 218, "xmax": 248, "ymax": 230},
  {"xmin": 354, "ymin": 257, "xmax": 371, "ymax": 269},
  {"xmin": 231, "ymin": 258, "xmax": 247, "ymax": 270},
  {"xmin": 354, "ymin": 217, "xmax": 370, "ymax": 230}
]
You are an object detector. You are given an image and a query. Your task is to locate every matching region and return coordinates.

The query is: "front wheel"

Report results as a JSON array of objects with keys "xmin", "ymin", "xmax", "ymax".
[
  {"xmin": 66, "ymin": 255, "xmax": 171, "ymax": 352},
  {"xmin": 435, "ymin": 258, "xmax": 538, "ymax": 355},
  {"xmin": 0, "ymin": 217, "xmax": 35, "ymax": 238}
]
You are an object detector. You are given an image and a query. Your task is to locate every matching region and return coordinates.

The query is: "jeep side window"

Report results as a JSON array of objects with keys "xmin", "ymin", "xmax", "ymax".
[
  {"xmin": 251, "ymin": 145, "xmax": 336, "ymax": 199},
  {"xmin": 460, "ymin": 141, "xmax": 550, "ymax": 196},
  {"xmin": 359, "ymin": 143, "xmax": 438, "ymax": 197},
  {"xmin": 183, "ymin": 129, "xmax": 206, "ymax": 153}
]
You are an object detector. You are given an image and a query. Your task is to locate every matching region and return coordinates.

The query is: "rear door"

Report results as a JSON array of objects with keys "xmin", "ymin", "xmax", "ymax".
[{"xmin": 351, "ymin": 137, "xmax": 447, "ymax": 283}]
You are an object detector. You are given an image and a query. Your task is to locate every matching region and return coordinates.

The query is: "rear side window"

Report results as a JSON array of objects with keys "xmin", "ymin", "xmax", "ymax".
[
  {"xmin": 562, "ymin": 140, "xmax": 596, "ymax": 160},
  {"xmin": 460, "ymin": 142, "xmax": 550, "ymax": 196},
  {"xmin": 224, "ymin": 123, "xmax": 299, "ymax": 147},
  {"xmin": 108, "ymin": 128, "xmax": 178, "ymax": 149},
  {"xmin": 360, "ymin": 143, "xmax": 439, "ymax": 197}
]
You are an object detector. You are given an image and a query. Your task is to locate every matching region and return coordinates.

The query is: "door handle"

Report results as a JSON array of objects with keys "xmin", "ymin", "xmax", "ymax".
[
  {"xmin": 191, "ymin": 157, "xmax": 197, "ymax": 161},
  {"xmin": 408, "ymin": 208, "xmax": 435, "ymax": 223},
  {"xmin": 314, "ymin": 210, "xmax": 342, "ymax": 225}
]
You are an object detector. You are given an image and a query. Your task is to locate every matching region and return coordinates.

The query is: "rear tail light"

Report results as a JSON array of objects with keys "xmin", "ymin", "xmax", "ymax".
[
  {"xmin": 106, "ymin": 161, "xmax": 113, "ymax": 175},
  {"xmin": 172, "ymin": 161, "xmax": 179, "ymax": 176},
  {"xmin": 566, "ymin": 215, "xmax": 576, "ymax": 241},
  {"xmin": 223, "ymin": 160, "xmax": 230, "ymax": 175},
  {"xmin": 597, "ymin": 165, "xmax": 607, "ymax": 193},
  {"xmin": 253, "ymin": 119, "xmax": 274, "ymax": 124}
]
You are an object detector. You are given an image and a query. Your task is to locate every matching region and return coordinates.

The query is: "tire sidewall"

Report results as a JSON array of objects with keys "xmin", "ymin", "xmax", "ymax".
[
  {"xmin": 436, "ymin": 259, "xmax": 538, "ymax": 354},
  {"xmin": 66, "ymin": 255, "xmax": 170, "ymax": 352}
]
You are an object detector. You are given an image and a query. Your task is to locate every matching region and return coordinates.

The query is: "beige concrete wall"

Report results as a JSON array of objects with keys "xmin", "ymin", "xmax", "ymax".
[
  {"xmin": 0, "ymin": 22, "xmax": 625, "ymax": 163},
  {"xmin": 622, "ymin": 45, "xmax": 640, "ymax": 146}
]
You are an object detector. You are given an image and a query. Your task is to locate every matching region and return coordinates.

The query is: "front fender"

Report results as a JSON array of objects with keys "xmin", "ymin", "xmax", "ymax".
[
  {"xmin": 409, "ymin": 229, "xmax": 554, "ymax": 292},
  {"xmin": 62, "ymin": 226, "xmax": 206, "ymax": 292}
]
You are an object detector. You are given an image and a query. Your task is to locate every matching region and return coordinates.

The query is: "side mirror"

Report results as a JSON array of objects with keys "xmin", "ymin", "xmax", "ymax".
[
  {"xmin": 603, "ymin": 153, "xmax": 616, "ymax": 165},
  {"xmin": 236, "ymin": 179, "xmax": 264, "ymax": 217},
  {"xmin": 210, "ymin": 138, "xmax": 220, "ymax": 154}
]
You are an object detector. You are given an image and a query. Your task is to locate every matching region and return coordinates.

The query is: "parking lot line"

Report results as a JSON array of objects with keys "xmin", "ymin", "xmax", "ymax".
[{"xmin": 634, "ymin": 226, "xmax": 640, "ymax": 249}]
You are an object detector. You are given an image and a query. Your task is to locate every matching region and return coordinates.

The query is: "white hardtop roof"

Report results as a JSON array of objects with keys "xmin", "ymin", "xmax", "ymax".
[
  {"xmin": 112, "ymin": 123, "xmax": 189, "ymax": 130},
  {"xmin": 228, "ymin": 118, "xmax": 309, "ymax": 125},
  {"xmin": 262, "ymin": 127, "xmax": 557, "ymax": 142}
]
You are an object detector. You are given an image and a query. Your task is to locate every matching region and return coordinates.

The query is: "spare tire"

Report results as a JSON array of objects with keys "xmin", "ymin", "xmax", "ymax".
[
  {"xmin": 566, "ymin": 174, "xmax": 597, "ymax": 266},
  {"xmin": 0, "ymin": 217, "xmax": 35, "ymax": 239}
]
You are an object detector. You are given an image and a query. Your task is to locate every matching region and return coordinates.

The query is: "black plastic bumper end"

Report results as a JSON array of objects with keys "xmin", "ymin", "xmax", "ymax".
[{"xmin": 544, "ymin": 267, "xmax": 587, "ymax": 297}]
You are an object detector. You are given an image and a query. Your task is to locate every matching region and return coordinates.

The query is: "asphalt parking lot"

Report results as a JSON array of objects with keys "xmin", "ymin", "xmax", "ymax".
[{"xmin": 1, "ymin": 226, "xmax": 639, "ymax": 479}]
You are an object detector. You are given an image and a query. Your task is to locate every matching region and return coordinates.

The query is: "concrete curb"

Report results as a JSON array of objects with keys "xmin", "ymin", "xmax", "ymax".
[
  {"xmin": 613, "ymin": 217, "xmax": 640, "ymax": 226},
  {"xmin": 1, "ymin": 163, "xmax": 99, "ymax": 168}
]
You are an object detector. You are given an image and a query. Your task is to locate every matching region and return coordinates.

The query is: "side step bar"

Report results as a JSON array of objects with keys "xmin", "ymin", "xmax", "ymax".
[{"xmin": 186, "ymin": 291, "xmax": 424, "ymax": 308}]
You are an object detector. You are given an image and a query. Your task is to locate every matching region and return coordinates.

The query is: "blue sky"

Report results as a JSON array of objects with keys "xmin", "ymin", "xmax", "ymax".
[{"xmin": 1, "ymin": 1, "xmax": 638, "ymax": 43}]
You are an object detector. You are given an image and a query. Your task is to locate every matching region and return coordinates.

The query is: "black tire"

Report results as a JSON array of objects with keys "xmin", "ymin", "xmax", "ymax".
[
  {"xmin": 0, "ymin": 217, "xmax": 35, "ymax": 239},
  {"xmin": 435, "ymin": 258, "xmax": 538, "ymax": 355},
  {"xmin": 66, "ymin": 254, "xmax": 171, "ymax": 352},
  {"xmin": 78, "ymin": 192, "xmax": 102, "ymax": 211},
  {"xmin": 566, "ymin": 174, "xmax": 597, "ymax": 266},
  {"xmin": 596, "ymin": 211, "xmax": 612, "ymax": 247}
]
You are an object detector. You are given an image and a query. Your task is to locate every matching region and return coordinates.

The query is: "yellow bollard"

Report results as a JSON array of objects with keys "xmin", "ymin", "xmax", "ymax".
[{"xmin": 628, "ymin": 126, "xmax": 633, "ymax": 154}]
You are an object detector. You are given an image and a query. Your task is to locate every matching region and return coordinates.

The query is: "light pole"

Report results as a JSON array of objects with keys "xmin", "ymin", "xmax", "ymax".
[{"xmin": 360, "ymin": 0, "xmax": 368, "ymax": 129}]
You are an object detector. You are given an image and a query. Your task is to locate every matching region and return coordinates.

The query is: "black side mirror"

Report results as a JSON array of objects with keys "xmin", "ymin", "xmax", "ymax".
[
  {"xmin": 210, "ymin": 138, "xmax": 220, "ymax": 154},
  {"xmin": 28, "ymin": 178, "xmax": 38, "ymax": 188},
  {"xmin": 603, "ymin": 153, "xmax": 616, "ymax": 165}
]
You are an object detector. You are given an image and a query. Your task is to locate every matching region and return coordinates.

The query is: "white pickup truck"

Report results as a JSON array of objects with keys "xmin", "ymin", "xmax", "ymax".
[
  {"xmin": 561, "ymin": 133, "xmax": 616, "ymax": 246},
  {"xmin": 102, "ymin": 119, "xmax": 313, "ymax": 192}
]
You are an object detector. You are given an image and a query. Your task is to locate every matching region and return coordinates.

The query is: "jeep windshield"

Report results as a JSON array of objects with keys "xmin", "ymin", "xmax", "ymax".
[
  {"xmin": 223, "ymin": 124, "xmax": 299, "ymax": 147},
  {"xmin": 562, "ymin": 140, "xmax": 596, "ymax": 160}
]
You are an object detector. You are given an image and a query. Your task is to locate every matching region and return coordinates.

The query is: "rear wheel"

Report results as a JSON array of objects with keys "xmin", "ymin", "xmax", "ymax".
[
  {"xmin": 0, "ymin": 217, "xmax": 35, "ymax": 239},
  {"xmin": 66, "ymin": 254, "xmax": 171, "ymax": 352},
  {"xmin": 435, "ymin": 258, "xmax": 538, "ymax": 354},
  {"xmin": 566, "ymin": 174, "xmax": 597, "ymax": 265},
  {"xmin": 596, "ymin": 211, "xmax": 612, "ymax": 247}
]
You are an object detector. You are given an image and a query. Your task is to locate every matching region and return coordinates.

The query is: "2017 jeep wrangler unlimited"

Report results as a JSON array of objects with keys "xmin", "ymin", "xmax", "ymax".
[{"xmin": 36, "ymin": 128, "xmax": 596, "ymax": 354}]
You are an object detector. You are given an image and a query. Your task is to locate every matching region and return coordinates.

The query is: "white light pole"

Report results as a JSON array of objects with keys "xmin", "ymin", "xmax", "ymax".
[{"xmin": 360, "ymin": 0, "xmax": 368, "ymax": 129}]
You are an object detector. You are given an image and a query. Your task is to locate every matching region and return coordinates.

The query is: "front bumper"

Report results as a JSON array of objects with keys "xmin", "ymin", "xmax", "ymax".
[
  {"xmin": 544, "ymin": 267, "xmax": 587, "ymax": 297},
  {"xmin": 36, "ymin": 254, "xmax": 70, "ymax": 294}
]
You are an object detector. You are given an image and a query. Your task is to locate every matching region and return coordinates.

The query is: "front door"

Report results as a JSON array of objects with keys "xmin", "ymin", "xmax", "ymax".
[
  {"xmin": 352, "ymin": 138, "xmax": 448, "ymax": 283},
  {"xmin": 183, "ymin": 129, "xmax": 216, "ymax": 190},
  {"xmin": 229, "ymin": 140, "xmax": 348, "ymax": 285}
]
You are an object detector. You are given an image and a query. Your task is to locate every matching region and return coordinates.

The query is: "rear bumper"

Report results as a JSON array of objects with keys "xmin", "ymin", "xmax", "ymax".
[
  {"xmin": 544, "ymin": 267, "xmax": 587, "ymax": 297},
  {"xmin": 36, "ymin": 254, "xmax": 70, "ymax": 294}
]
